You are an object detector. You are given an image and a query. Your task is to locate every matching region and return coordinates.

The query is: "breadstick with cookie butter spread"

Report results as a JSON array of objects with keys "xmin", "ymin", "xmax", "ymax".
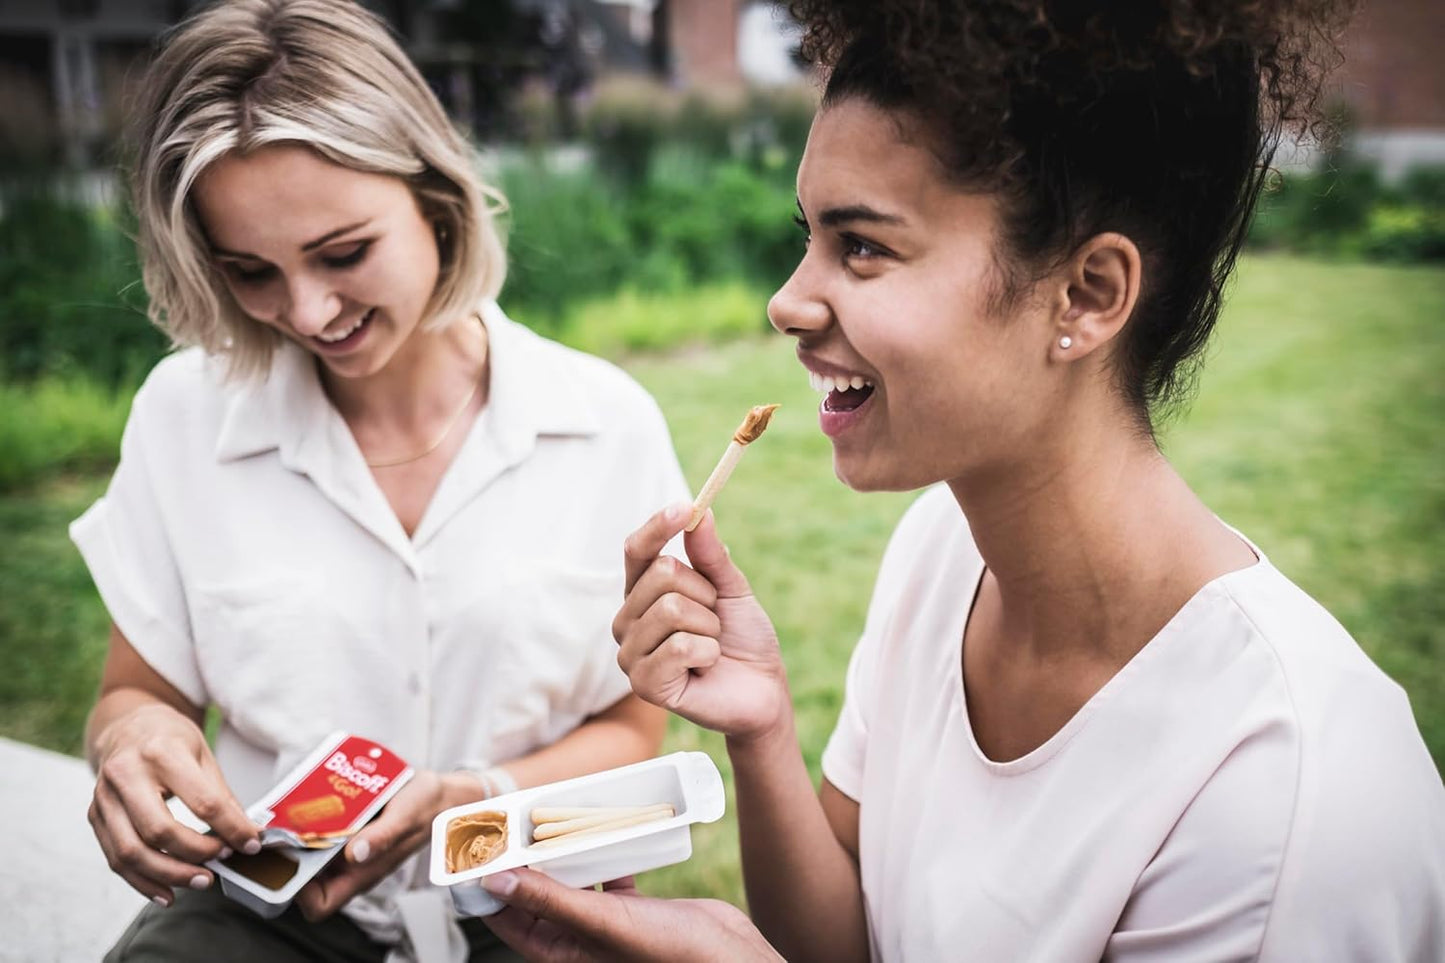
[{"xmin": 686, "ymin": 404, "xmax": 779, "ymax": 532}]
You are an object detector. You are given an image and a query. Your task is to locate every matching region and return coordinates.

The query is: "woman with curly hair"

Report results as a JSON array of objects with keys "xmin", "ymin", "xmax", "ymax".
[{"xmin": 480, "ymin": 1, "xmax": 1445, "ymax": 960}]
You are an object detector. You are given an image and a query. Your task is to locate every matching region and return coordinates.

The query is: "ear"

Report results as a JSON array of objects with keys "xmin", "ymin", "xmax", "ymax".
[{"xmin": 1050, "ymin": 232, "xmax": 1141, "ymax": 362}]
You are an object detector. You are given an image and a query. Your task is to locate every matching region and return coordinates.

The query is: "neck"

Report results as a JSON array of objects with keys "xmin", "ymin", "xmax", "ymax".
[
  {"xmin": 321, "ymin": 315, "xmax": 488, "ymax": 432},
  {"xmin": 947, "ymin": 400, "xmax": 1251, "ymax": 663}
]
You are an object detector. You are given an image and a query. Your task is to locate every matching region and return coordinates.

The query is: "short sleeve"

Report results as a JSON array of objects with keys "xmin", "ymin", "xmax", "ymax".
[
  {"xmin": 821, "ymin": 486, "xmax": 956, "ymax": 802},
  {"xmin": 572, "ymin": 387, "xmax": 690, "ymax": 719},
  {"xmin": 820, "ymin": 629, "xmax": 877, "ymax": 801},
  {"xmin": 69, "ymin": 379, "xmax": 205, "ymax": 707},
  {"xmin": 820, "ymin": 526, "xmax": 912, "ymax": 801}
]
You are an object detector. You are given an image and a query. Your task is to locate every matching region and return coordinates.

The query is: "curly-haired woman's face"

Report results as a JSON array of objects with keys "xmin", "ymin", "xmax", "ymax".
[
  {"xmin": 769, "ymin": 99, "xmax": 1060, "ymax": 492},
  {"xmin": 193, "ymin": 143, "xmax": 442, "ymax": 381}
]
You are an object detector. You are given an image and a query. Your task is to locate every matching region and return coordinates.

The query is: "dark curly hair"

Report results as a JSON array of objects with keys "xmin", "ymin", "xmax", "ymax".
[{"xmin": 786, "ymin": 0, "xmax": 1352, "ymax": 427}]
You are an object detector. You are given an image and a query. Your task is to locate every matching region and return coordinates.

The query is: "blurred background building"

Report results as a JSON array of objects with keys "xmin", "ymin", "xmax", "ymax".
[
  {"xmin": 0, "ymin": 0, "xmax": 1440, "ymax": 176},
  {"xmin": 0, "ymin": 0, "xmax": 804, "ymax": 171}
]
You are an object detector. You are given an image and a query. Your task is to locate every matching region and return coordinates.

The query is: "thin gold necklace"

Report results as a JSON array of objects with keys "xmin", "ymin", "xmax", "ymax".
[{"xmin": 363, "ymin": 322, "xmax": 487, "ymax": 469}]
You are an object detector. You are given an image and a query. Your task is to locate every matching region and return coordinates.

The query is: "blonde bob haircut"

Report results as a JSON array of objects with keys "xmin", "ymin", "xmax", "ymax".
[{"xmin": 129, "ymin": 0, "xmax": 507, "ymax": 380}]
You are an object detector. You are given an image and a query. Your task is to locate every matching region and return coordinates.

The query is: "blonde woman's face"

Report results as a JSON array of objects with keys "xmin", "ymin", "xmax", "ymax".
[{"xmin": 193, "ymin": 143, "xmax": 442, "ymax": 380}]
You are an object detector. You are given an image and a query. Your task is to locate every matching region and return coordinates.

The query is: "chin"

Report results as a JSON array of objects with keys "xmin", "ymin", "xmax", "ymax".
[{"xmin": 834, "ymin": 450, "xmax": 949, "ymax": 494}]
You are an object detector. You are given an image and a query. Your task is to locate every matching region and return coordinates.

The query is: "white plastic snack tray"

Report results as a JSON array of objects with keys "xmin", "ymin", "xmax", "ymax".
[
  {"xmin": 430, "ymin": 751, "xmax": 726, "ymax": 917},
  {"xmin": 205, "ymin": 732, "xmax": 414, "ymax": 918}
]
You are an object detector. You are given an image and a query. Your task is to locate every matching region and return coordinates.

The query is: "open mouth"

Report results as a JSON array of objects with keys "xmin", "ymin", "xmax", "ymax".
[
  {"xmin": 810, "ymin": 370, "xmax": 876, "ymax": 412},
  {"xmin": 315, "ymin": 308, "xmax": 374, "ymax": 347}
]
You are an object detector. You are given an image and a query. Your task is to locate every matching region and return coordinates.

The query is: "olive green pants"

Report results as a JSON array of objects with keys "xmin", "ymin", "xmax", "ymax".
[{"xmin": 105, "ymin": 887, "xmax": 520, "ymax": 962}]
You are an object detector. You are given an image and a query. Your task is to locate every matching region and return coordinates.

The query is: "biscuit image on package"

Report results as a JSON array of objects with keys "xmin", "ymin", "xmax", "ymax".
[
  {"xmin": 445, "ymin": 811, "xmax": 509, "ymax": 873},
  {"xmin": 286, "ymin": 793, "xmax": 346, "ymax": 827}
]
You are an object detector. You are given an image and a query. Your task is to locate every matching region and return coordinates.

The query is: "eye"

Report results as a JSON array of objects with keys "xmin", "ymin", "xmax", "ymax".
[
  {"xmin": 322, "ymin": 241, "xmax": 371, "ymax": 270},
  {"xmin": 225, "ymin": 262, "xmax": 276, "ymax": 285},
  {"xmin": 792, "ymin": 214, "xmax": 811, "ymax": 246},
  {"xmin": 841, "ymin": 234, "xmax": 884, "ymax": 260}
]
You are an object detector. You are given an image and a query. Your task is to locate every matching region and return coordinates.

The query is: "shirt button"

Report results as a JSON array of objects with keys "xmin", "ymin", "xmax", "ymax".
[{"xmin": 407, "ymin": 673, "xmax": 422, "ymax": 694}]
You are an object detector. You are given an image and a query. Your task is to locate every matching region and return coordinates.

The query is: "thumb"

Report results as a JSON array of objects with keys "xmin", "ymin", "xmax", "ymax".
[
  {"xmin": 483, "ymin": 868, "xmax": 628, "ymax": 945},
  {"xmin": 682, "ymin": 511, "xmax": 751, "ymax": 599},
  {"xmin": 345, "ymin": 796, "xmax": 413, "ymax": 865}
]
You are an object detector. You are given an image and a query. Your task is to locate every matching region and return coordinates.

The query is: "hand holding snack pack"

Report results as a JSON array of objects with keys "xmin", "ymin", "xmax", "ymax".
[
  {"xmin": 204, "ymin": 732, "xmax": 447, "ymax": 921},
  {"xmin": 88, "ymin": 700, "xmax": 263, "ymax": 902}
]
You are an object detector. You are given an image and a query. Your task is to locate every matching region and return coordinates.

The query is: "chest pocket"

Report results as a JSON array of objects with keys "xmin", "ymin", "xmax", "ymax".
[{"xmin": 188, "ymin": 571, "xmax": 404, "ymax": 757}]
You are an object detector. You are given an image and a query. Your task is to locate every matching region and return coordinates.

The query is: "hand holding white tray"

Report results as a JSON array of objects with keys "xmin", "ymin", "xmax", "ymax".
[{"xmin": 429, "ymin": 751, "xmax": 726, "ymax": 917}]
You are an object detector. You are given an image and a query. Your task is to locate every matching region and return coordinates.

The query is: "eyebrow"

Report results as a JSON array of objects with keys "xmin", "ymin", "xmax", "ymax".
[
  {"xmin": 210, "ymin": 219, "xmax": 373, "ymax": 259},
  {"xmin": 796, "ymin": 198, "xmax": 906, "ymax": 229},
  {"xmin": 818, "ymin": 205, "xmax": 907, "ymax": 228}
]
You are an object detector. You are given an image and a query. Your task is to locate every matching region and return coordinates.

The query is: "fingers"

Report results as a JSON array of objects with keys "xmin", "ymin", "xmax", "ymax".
[
  {"xmin": 627, "ymin": 633, "xmax": 722, "ymax": 707},
  {"xmin": 600, "ymin": 876, "xmax": 640, "ymax": 894},
  {"xmin": 297, "ymin": 777, "xmax": 437, "ymax": 920},
  {"xmin": 483, "ymin": 906, "xmax": 592, "ymax": 963},
  {"xmin": 161, "ymin": 752, "xmax": 260, "ymax": 853},
  {"xmin": 482, "ymin": 869, "xmax": 632, "ymax": 952},
  {"xmin": 623, "ymin": 503, "xmax": 692, "ymax": 594},
  {"xmin": 613, "ymin": 554, "xmax": 718, "ymax": 645},
  {"xmin": 682, "ymin": 511, "xmax": 752, "ymax": 599},
  {"xmin": 296, "ymin": 831, "xmax": 425, "ymax": 920},
  {"xmin": 617, "ymin": 589, "xmax": 721, "ymax": 674},
  {"xmin": 89, "ymin": 784, "xmax": 215, "ymax": 904}
]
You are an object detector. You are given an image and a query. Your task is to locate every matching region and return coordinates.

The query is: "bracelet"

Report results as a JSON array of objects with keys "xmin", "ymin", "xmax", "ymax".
[{"xmin": 481, "ymin": 766, "xmax": 518, "ymax": 798}]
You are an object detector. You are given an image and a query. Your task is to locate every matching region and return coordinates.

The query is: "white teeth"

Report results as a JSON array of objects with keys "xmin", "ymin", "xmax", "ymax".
[
  {"xmin": 808, "ymin": 370, "xmax": 874, "ymax": 394},
  {"xmin": 318, "ymin": 310, "xmax": 370, "ymax": 343}
]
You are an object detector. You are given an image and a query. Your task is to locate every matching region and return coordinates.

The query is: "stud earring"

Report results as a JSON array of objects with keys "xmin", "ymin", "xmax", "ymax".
[{"xmin": 1059, "ymin": 336, "xmax": 1073, "ymax": 349}]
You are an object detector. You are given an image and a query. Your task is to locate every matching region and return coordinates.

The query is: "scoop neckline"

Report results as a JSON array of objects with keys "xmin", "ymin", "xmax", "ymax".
[{"xmin": 949, "ymin": 537, "xmax": 1268, "ymax": 775}]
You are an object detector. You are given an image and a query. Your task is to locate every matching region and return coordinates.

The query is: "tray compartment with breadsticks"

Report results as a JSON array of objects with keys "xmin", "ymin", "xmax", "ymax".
[{"xmin": 428, "ymin": 751, "xmax": 726, "ymax": 917}]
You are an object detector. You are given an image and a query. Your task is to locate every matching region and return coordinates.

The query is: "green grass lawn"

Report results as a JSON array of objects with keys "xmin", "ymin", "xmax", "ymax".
[{"xmin": 0, "ymin": 255, "xmax": 1440, "ymax": 907}]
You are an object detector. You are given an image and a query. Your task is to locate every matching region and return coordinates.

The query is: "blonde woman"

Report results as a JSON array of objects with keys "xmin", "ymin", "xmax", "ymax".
[{"xmin": 71, "ymin": 1, "xmax": 684, "ymax": 959}]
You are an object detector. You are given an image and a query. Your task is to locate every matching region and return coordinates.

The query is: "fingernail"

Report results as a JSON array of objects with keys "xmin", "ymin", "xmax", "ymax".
[
  {"xmin": 351, "ymin": 838, "xmax": 370, "ymax": 863},
  {"xmin": 188, "ymin": 874, "xmax": 210, "ymax": 890},
  {"xmin": 482, "ymin": 871, "xmax": 518, "ymax": 898},
  {"xmin": 242, "ymin": 839, "xmax": 262, "ymax": 856},
  {"xmin": 665, "ymin": 502, "xmax": 688, "ymax": 523},
  {"xmin": 218, "ymin": 847, "xmax": 233, "ymax": 860},
  {"xmin": 152, "ymin": 895, "xmax": 171, "ymax": 908}
]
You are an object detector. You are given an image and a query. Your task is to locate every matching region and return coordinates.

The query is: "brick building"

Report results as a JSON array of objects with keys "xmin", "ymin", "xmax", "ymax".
[{"xmin": 1331, "ymin": 0, "xmax": 1445, "ymax": 178}]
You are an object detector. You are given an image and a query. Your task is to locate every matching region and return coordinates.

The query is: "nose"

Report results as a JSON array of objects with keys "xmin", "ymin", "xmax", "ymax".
[
  {"xmin": 767, "ymin": 259, "xmax": 831, "ymax": 339},
  {"xmin": 283, "ymin": 274, "xmax": 342, "ymax": 337}
]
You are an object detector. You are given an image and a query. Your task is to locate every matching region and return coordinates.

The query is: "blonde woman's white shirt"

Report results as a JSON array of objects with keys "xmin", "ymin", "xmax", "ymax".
[
  {"xmin": 823, "ymin": 485, "xmax": 1445, "ymax": 962},
  {"xmin": 71, "ymin": 304, "xmax": 689, "ymax": 946}
]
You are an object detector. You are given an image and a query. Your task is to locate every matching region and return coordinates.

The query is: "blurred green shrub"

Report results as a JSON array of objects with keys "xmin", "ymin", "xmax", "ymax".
[
  {"xmin": 556, "ymin": 280, "xmax": 771, "ymax": 357},
  {"xmin": 0, "ymin": 376, "xmax": 131, "ymax": 492},
  {"xmin": 0, "ymin": 184, "xmax": 165, "ymax": 386},
  {"xmin": 582, "ymin": 78, "xmax": 816, "ymax": 188},
  {"xmin": 1250, "ymin": 163, "xmax": 1445, "ymax": 262}
]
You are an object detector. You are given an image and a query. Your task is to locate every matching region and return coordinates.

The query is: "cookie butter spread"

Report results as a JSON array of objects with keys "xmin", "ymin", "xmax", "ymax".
[{"xmin": 445, "ymin": 811, "xmax": 509, "ymax": 873}]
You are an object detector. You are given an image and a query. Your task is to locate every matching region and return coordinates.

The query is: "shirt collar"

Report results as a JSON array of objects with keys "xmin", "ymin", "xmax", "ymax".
[{"xmin": 214, "ymin": 301, "xmax": 601, "ymax": 465}]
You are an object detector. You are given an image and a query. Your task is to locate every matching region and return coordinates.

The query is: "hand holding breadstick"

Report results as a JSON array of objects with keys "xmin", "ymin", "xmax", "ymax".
[{"xmin": 686, "ymin": 404, "xmax": 779, "ymax": 532}]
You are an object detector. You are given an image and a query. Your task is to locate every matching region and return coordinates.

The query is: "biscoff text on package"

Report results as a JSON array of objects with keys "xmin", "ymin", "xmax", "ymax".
[{"xmin": 325, "ymin": 751, "xmax": 391, "ymax": 794}]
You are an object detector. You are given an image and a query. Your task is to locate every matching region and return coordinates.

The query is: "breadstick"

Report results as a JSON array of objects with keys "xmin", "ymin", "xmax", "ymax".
[
  {"xmin": 531, "ymin": 804, "xmax": 673, "ymax": 825},
  {"xmin": 532, "ymin": 804, "xmax": 675, "ymax": 840},
  {"xmin": 528, "ymin": 808, "xmax": 676, "ymax": 848},
  {"xmin": 686, "ymin": 404, "xmax": 779, "ymax": 532}
]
